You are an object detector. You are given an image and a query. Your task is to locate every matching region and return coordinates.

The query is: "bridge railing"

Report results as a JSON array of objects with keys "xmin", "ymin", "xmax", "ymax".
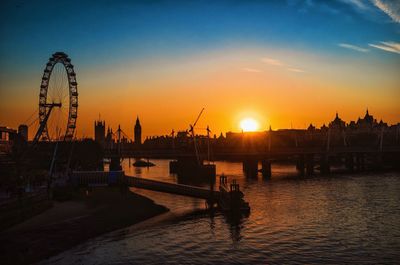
[
  {"xmin": 70, "ymin": 171, "xmax": 218, "ymax": 199},
  {"xmin": 125, "ymin": 175, "xmax": 219, "ymax": 199},
  {"xmin": 105, "ymin": 145, "xmax": 400, "ymax": 159}
]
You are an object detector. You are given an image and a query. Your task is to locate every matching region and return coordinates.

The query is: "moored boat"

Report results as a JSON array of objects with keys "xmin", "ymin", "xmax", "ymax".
[{"xmin": 218, "ymin": 175, "xmax": 250, "ymax": 214}]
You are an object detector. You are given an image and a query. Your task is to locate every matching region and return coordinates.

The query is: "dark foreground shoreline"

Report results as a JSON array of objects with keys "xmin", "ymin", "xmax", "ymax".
[{"xmin": 0, "ymin": 188, "xmax": 168, "ymax": 265}]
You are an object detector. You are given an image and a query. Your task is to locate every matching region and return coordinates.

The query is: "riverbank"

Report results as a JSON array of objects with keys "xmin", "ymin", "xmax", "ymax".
[{"xmin": 0, "ymin": 187, "xmax": 168, "ymax": 265}]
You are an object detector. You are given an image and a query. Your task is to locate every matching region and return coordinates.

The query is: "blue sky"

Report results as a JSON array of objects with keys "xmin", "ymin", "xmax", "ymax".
[
  {"xmin": 0, "ymin": 0, "xmax": 399, "ymax": 137},
  {"xmin": 1, "ymin": 0, "xmax": 399, "ymax": 68}
]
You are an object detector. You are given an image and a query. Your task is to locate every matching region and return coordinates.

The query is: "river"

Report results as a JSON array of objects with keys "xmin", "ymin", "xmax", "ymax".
[{"xmin": 40, "ymin": 159, "xmax": 400, "ymax": 264}]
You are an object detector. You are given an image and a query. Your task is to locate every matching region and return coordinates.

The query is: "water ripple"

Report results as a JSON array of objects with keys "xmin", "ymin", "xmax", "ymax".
[{"xmin": 39, "ymin": 161, "xmax": 400, "ymax": 264}]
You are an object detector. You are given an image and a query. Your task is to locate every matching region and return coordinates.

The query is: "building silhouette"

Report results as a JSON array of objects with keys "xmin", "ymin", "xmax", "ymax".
[
  {"xmin": 356, "ymin": 109, "xmax": 379, "ymax": 130},
  {"xmin": 329, "ymin": 112, "xmax": 346, "ymax": 131},
  {"xmin": 18, "ymin": 124, "xmax": 28, "ymax": 141},
  {"xmin": 105, "ymin": 126, "xmax": 114, "ymax": 150},
  {"xmin": 0, "ymin": 127, "xmax": 17, "ymax": 153},
  {"xmin": 94, "ymin": 120, "xmax": 105, "ymax": 146},
  {"xmin": 140, "ymin": 109, "xmax": 399, "ymax": 152},
  {"xmin": 134, "ymin": 116, "xmax": 142, "ymax": 145}
]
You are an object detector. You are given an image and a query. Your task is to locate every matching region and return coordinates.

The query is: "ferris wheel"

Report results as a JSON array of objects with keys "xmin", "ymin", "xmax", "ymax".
[{"xmin": 33, "ymin": 52, "xmax": 78, "ymax": 142}]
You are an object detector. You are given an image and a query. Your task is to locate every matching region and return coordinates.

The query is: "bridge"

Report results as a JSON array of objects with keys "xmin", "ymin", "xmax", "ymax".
[
  {"xmin": 103, "ymin": 145, "xmax": 400, "ymax": 177},
  {"xmin": 71, "ymin": 171, "xmax": 219, "ymax": 201},
  {"xmin": 104, "ymin": 146, "xmax": 400, "ymax": 160}
]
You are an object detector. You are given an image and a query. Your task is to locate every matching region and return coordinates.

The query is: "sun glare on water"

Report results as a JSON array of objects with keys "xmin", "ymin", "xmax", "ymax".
[{"xmin": 240, "ymin": 118, "xmax": 259, "ymax": 132}]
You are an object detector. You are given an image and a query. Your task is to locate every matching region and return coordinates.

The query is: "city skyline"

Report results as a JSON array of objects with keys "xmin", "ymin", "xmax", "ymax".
[
  {"xmin": 1, "ymin": 2, "xmax": 400, "ymax": 264},
  {"xmin": 1, "ymin": 0, "xmax": 399, "ymax": 139},
  {"xmin": 95, "ymin": 109, "xmax": 397, "ymax": 144}
]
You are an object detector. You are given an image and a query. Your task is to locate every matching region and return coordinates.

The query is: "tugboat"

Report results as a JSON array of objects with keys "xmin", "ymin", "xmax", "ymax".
[{"xmin": 218, "ymin": 175, "xmax": 250, "ymax": 214}]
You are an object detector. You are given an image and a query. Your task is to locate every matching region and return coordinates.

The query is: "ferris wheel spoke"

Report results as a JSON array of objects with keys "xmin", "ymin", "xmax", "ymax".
[
  {"xmin": 61, "ymin": 68, "xmax": 67, "ymax": 98},
  {"xmin": 49, "ymin": 72, "xmax": 58, "ymax": 103},
  {"xmin": 59, "ymin": 75, "xmax": 65, "ymax": 101},
  {"xmin": 62, "ymin": 69, "xmax": 67, "ymax": 97},
  {"xmin": 59, "ymin": 109, "xmax": 68, "ymax": 131},
  {"xmin": 61, "ymin": 105, "xmax": 69, "ymax": 118},
  {"xmin": 57, "ymin": 66, "xmax": 64, "ymax": 101},
  {"xmin": 50, "ymin": 69, "xmax": 56, "ymax": 101},
  {"xmin": 56, "ymin": 111, "xmax": 63, "ymax": 139},
  {"xmin": 54, "ymin": 66, "xmax": 60, "ymax": 101},
  {"xmin": 61, "ymin": 92, "xmax": 70, "ymax": 102},
  {"xmin": 52, "ymin": 65, "xmax": 61, "ymax": 103}
]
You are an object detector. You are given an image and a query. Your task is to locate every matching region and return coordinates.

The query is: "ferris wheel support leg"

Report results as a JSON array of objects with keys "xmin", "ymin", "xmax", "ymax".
[{"xmin": 32, "ymin": 106, "xmax": 55, "ymax": 145}]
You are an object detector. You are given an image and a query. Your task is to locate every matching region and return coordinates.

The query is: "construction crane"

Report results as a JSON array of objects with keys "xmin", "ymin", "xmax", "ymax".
[
  {"xmin": 189, "ymin": 108, "xmax": 205, "ymax": 165},
  {"xmin": 170, "ymin": 129, "xmax": 175, "ymax": 152},
  {"xmin": 206, "ymin": 125, "xmax": 211, "ymax": 163}
]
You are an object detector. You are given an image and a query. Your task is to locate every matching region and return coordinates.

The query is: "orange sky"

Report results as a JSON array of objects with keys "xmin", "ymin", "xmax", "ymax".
[
  {"xmin": 1, "ymin": 1, "xmax": 400, "ymax": 141},
  {"xmin": 1, "ymin": 46, "xmax": 399, "ymax": 140}
]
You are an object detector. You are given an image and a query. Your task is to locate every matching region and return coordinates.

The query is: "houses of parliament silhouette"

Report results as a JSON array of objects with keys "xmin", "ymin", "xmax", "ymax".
[{"xmin": 94, "ymin": 116, "xmax": 142, "ymax": 150}]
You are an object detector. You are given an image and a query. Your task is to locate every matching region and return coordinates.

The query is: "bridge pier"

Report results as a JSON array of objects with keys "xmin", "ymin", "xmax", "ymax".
[
  {"xmin": 169, "ymin": 160, "xmax": 178, "ymax": 173},
  {"xmin": 243, "ymin": 159, "xmax": 258, "ymax": 177},
  {"xmin": 372, "ymin": 153, "xmax": 383, "ymax": 170},
  {"xmin": 261, "ymin": 160, "xmax": 271, "ymax": 178},
  {"xmin": 396, "ymin": 155, "xmax": 400, "ymax": 170},
  {"xmin": 345, "ymin": 153, "xmax": 354, "ymax": 172},
  {"xmin": 320, "ymin": 155, "xmax": 330, "ymax": 175},
  {"xmin": 356, "ymin": 154, "xmax": 360, "ymax": 171},
  {"xmin": 361, "ymin": 154, "xmax": 365, "ymax": 170},
  {"xmin": 355, "ymin": 153, "xmax": 365, "ymax": 171},
  {"xmin": 296, "ymin": 155, "xmax": 305, "ymax": 176},
  {"xmin": 392, "ymin": 153, "xmax": 400, "ymax": 170},
  {"xmin": 305, "ymin": 154, "xmax": 314, "ymax": 176},
  {"xmin": 110, "ymin": 155, "xmax": 122, "ymax": 171}
]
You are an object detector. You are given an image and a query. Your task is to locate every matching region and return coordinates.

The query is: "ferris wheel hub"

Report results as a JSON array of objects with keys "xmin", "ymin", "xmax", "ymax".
[{"xmin": 43, "ymin": 103, "xmax": 62, "ymax": 108}]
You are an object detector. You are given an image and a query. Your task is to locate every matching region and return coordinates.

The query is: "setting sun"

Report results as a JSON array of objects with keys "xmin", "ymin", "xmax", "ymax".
[{"xmin": 240, "ymin": 118, "xmax": 259, "ymax": 132}]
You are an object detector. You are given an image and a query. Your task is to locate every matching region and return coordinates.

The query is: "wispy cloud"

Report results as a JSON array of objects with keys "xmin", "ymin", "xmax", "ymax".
[
  {"xmin": 372, "ymin": 0, "xmax": 400, "ymax": 23},
  {"xmin": 261, "ymin": 58, "xmax": 283, "ymax": 66},
  {"xmin": 261, "ymin": 57, "xmax": 305, "ymax": 73},
  {"xmin": 338, "ymin": 43, "xmax": 369, "ymax": 52},
  {"xmin": 334, "ymin": 0, "xmax": 400, "ymax": 24},
  {"xmin": 299, "ymin": 0, "xmax": 399, "ymax": 24},
  {"xmin": 340, "ymin": 0, "xmax": 369, "ymax": 10},
  {"xmin": 369, "ymin": 41, "xmax": 400, "ymax": 54},
  {"xmin": 318, "ymin": 4, "xmax": 340, "ymax": 15},
  {"xmin": 242, "ymin": 68, "xmax": 262, "ymax": 73},
  {"xmin": 287, "ymin": 68, "xmax": 305, "ymax": 73}
]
